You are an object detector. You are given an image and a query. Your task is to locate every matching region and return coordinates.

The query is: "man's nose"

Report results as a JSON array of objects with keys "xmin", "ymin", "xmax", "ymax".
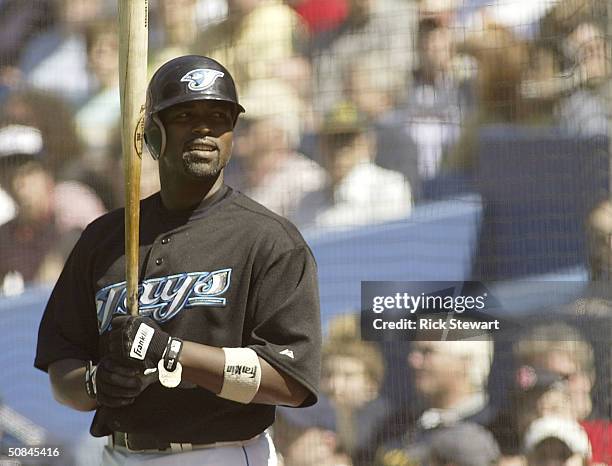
[
  {"xmin": 408, "ymin": 350, "xmax": 424, "ymax": 369},
  {"xmin": 192, "ymin": 122, "xmax": 211, "ymax": 135}
]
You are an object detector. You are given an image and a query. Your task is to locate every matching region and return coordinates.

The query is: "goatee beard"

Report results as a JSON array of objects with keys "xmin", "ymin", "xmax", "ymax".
[{"xmin": 182, "ymin": 157, "xmax": 223, "ymax": 178}]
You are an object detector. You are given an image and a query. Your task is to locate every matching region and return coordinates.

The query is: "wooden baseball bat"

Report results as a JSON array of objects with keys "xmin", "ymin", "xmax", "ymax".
[{"xmin": 118, "ymin": 0, "xmax": 148, "ymax": 317}]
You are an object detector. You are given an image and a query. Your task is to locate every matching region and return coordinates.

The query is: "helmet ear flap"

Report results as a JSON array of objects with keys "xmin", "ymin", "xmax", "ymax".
[{"xmin": 144, "ymin": 114, "xmax": 166, "ymax": 160}]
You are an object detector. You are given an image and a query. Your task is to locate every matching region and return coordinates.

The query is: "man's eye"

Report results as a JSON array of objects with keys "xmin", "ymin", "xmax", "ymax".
[
  {"xmin": 174, "ymin": 112, "xmax": 190, "ymax": 119},
  {"xmin": 413, "ymin": 347, "xmax": 433, "ymax": 356}
]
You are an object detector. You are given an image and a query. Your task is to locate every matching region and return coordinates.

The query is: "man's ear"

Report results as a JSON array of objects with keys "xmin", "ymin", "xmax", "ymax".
[{"xmin": 232, "ymin": 109, "xmax": 242, "ymax": 128}]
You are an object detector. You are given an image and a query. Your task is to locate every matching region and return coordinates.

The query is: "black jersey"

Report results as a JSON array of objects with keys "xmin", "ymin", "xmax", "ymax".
[{"xmin": 34, "ymin": 186, "xmax": 321, "ymax": 443}]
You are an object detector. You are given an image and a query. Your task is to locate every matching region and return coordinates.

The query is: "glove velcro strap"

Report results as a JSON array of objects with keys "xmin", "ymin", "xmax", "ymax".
[
  {"xmin": 163, "ymin": 338, "xmax": 184, "ymax": 372},
  {"xmin": 218, "ymin": 347, "xmax": 261, "ymax": 404},
  {"xmin": 85, "ymin": 361, "xmax": 97, "ymax": 399}
]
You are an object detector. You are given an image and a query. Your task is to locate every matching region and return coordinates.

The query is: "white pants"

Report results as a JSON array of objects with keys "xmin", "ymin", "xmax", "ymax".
[{"xmin": 100, "ymin": 431, "xmax": 277, "ymax": 466}]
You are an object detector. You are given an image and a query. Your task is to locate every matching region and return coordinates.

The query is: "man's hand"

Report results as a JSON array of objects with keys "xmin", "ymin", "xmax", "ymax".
[
  {"xmin": 107, "ymin": 315, "xmax": 170, "ymax": 369},
  {"xmin": 95, "ymin": 357, "xmax": 158, "ymax": 407}
]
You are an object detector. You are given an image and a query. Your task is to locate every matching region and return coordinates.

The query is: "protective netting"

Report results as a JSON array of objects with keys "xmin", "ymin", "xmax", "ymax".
[{"xmin": 0, "ymin": 0, "xmax": 610, "ymax": 465}]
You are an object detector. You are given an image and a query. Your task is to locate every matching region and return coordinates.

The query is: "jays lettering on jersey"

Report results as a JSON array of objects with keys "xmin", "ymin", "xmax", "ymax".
[
  {"xmin": 96, "ymin": 269, "xmax": 232, "ymax": 334},
  {"xmin": 35, "ymin": 186, "xmax": 321, "ymax": 443}
]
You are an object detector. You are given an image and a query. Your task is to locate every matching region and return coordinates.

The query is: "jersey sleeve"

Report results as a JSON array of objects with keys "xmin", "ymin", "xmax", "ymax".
[
  {"xmin": 247, "ymin": 246, "xmax": 321, "ymax": 407},
  {"xmin": 34, "ymin": 231, "xmax": 99, "ymax": 372}
]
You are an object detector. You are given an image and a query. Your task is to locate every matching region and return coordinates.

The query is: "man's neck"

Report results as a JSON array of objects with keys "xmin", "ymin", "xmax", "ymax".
[
  {"xmin": 160, "ymin": 173, "xmax": 224, "ymax": 211},
  {"xmin": 429, "ymin": 385, "xmax": 478, "ymax": 410},
  {"xmin": 418, "ymin": 391, "xmax": 487, "ymax": 430}
]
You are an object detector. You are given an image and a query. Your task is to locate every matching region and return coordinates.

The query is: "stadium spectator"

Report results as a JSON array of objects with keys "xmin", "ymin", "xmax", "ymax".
[
  {"xmin": 523, "ymin": 416, "xmax": 592, "ymax": 466},
  {"xmin": 408, "ymin": 339, "xmax": 495, "ymax": 426},
  {"xmin": 229, "ymin": 80, "xmax": 326, "ymax": 218},
  {"xmin": 195, "ymin": 0, "xmax": 308, "ymax": 90},
  {"xmin": 0, "ymin": 0, "xmax": 55, "ymax": 93},
  {"xmin": 320, "ymin": 314, "xmax": 390, "ymax": 466},
  {"xmin": 357, "ymin": 16, "xmax": 475, "ymax": 196},
  {"xmin": 75, "ymin": 18, "xmax": 120, "ymax": 160},
  {"xmin": 514, "ymin": 323, "xmax": 596, "ymax": 422},
  {"xmin": 556, "ymin": 21, "xmax": 609, "ymax": 137},
  {"xmin": 341, "ymin": 50, "xmax": 420, "ymax": 190},
  {"xmin": 459, "ymin": 20, "xmax": 528, "ymax": 118},
  {"xmin": 0, "ymin": 124, "xmax": 106, "ymax": 293},
  {"xmin": 586, "ymin": 199, "xmax": 612, "ymax": 281},
  {"xmin": 404, "ymin": 17, "xmax": 475, "ymax": 180},
  {"xmin": 287, "ymin": 0, "xmax": 349, "ymax": 36},
  {"xmin": 275, "ymin": 396, "xmax": 353, "ymax": 466},
  {"xmin": 0, "ymin": 0, "xmax": 55, "ymax": 66},
  {"xmin": 309, "ymin": 0, "xmax": 417, "ymax": 118},
  {"xmin": 490, "ymin": 364, "xmax": 576, "ymax": 463},
  {"xmin": 512, "ymin": 323, "xmax": 611, "ymax": 464},
  {"xmin": 0, "ymin": 124, "xmax": 33, "ymax": 227},
  {"xmin": 444, "ymin": 22, "xmax": 551, "ymax": 171},
  {"xmin": 293, "ymin": 102, "xmax": 412, "ymax": 230},
  {"xmin": 344, "ymin": 50, "xmax": 406, "ymax": 125},
  {"xmin": 428, "ymin": 422, "xmax": 501, "ymax": 466},
  {"xmin": 1, "ymin": 88, "xmax": 116, "ymax": 210},
  {"xmin": 149, "ymin": 0, "xmax": 199, "ymax": 71},
  {"xmin": 17, "ymin": 0, "xmax": 108, "ymax": 106},
  {"xmin": 1, "ymin": 88, "xmax": 84, "ymax": 177},
  {"xmin": 0, "ymin": 161, "xmax": 106, "ymax": 292},
  {"xmin": 376, "ymin": 337, "xmax": 497, "ymax": 466},
  {"xmin": 0, "ymin": 159, "xmax": 61, "ymax": 292},
  {"xmin": 514, "ymin": 365, "xmax": 574, "ymax": 435}
]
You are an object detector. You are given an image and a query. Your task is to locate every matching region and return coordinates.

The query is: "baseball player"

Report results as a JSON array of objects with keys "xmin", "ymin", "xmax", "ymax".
[{"xmin": 34, "ymin": 55, "xmax": 321, "ymax": 465}]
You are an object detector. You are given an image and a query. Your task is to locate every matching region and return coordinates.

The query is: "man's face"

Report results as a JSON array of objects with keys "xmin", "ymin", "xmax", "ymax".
[
  {"xmin": 321, "ymin": 132, "xmax": 369, "ymax": 187},
  {"xmin": 12, "ymin": 162, "xmax": 54, "ymax": 221},
  {"xmin": 516, "ymin": 386, "xmax": 573, "ymax": 435},
  {"xmin": 88, "ymin": 30, "xmax": 118, "ymax": 88},
  {"xmin": 566, "ymin": 22, "xmax": 609, "ymax": 84},
  {"xmin": 322, "ymin": 355, "xmax": 378, "ymax": 409},
  {"xmin": 158, "ymin": 100, "xmax": 235, "ymax": 181},
  {"xmin": 284, "ymin": 428, "xmax": 350, "ymax": 466},
  {"xmin": 348, "ymin": 71, "xmax": 389, "ymax": 119},
  {"xmin": 421, "ymin": 26, "xmax": 453, "ymax": 74},
  {"xmin": 235, "ymin": 119, "xmax": 286, "ymax": 162},
  {"xmin": 529, "ymin": 351, "xmax": 594, "ymax": 420},
  {"xmin": 408, "ymin": 341, "xmax": 466, "ymax": 401}
]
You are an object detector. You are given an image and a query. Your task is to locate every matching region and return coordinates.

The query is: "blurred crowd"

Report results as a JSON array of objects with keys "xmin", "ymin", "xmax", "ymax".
[
  {"xmin": 0, "ymin": 0, "xmax": 610, "ymax": 289},
  {"xmin": 0, "ymin": 0, "xmax": 610, "ymax": 464},
  {"xmin": 274, "ymin": 310, "xmax": 611, "ymax": 466}
]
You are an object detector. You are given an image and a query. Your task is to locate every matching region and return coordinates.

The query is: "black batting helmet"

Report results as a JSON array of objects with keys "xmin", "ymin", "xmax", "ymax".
[{"xmin": 144, "ymin": 55, "xmax": 245, "ymax": 159}]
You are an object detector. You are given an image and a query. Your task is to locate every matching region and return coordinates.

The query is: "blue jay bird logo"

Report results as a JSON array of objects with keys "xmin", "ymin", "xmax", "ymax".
[{"xmin": 180, "ymin": 69, "xmax": 225, "ymax": 92}]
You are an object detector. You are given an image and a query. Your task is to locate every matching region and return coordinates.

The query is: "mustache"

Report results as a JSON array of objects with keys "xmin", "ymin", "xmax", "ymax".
[{"xmin": 184, "ymin": 138, "xmax": 218, "ymax": 151}]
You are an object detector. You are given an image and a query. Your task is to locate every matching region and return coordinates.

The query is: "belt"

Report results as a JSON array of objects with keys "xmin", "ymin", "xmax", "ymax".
[{"xmin": 109, "ymin": 431, "xmax": 261, "ymax": 454}]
